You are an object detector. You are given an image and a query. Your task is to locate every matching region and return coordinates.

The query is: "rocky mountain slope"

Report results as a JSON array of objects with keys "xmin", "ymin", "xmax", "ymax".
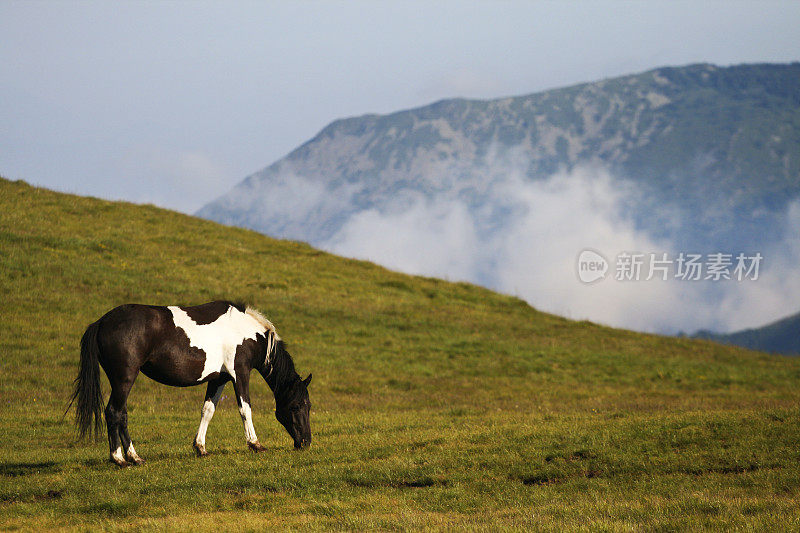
[{"xmin": 198, "ymin": 62, "xmax": 800, "ymax": 252}]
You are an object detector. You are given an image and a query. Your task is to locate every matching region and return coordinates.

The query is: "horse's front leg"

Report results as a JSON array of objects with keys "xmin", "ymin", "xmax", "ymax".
[
  {"xmin": 193, "ymin": 377, "xmax": 227, "ymax": 457},
  {"xmin": 233, "ymin": 375, "xmax": 266, "ymax": 452}
]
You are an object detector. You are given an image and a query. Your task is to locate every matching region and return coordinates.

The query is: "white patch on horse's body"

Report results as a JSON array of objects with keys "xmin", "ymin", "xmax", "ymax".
[{"xmin": 168, "ymin": 305, "xmax": 273, "ymax": 383}]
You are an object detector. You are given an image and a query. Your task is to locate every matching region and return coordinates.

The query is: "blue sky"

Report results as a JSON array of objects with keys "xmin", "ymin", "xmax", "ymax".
[{"xmin": 2, "ymin": 0, "xmax": 799, "ymax": 212}]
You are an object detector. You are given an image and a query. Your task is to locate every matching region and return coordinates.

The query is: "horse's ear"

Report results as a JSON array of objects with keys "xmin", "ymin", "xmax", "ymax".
[{"xmin": 303, "ymin": 373, "xmax": 312, "ymax": 386}]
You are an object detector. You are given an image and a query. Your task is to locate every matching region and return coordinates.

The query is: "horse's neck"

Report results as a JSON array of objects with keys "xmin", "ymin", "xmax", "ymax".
[
  {"xmin": 269, "ymin": 372, "xmax": 299, "ymax": 404},
  {"xmin": 266, "ymin": 346, "xmax": 299, "ymax": 401}
]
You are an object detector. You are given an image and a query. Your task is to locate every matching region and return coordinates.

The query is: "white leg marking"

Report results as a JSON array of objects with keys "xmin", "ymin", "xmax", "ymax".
[
  {"xmin": 239, "ymin": 400, "xmax": 258, "ymax": 444},
  {"xmin": 195, "ymin": 386, "xmax": 224, "ymax": 450},
  {"xmin": 111, "ymin": 446, "xmax": 126, "ymax": 465},
  {"xmin": 195, "ymin": 400, "xmax": 216, "ymax": 447},
  {"xmin": 126, "ymin": 442, "xmax": 143, "ymax": 463}
]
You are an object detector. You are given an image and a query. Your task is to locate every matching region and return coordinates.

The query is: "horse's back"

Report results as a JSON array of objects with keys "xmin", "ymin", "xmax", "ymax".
[
  {"xmin": 98, "ymin": 304, "xmax": 170, "ymax": 334},
  {"xmin": 175, "ymin": 300, "xmax": 246, "ymax": 325},
  {"xmin": 90, "ymin": 301, "xmax": 266, "ymax": 387},
  {"xmin": 94, "ymin": 304, "xmax": 171, "ymax": 364}
]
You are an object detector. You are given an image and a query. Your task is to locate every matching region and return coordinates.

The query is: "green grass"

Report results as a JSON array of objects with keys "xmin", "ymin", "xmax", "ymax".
[{"xmin": 1, "ymin": 177, "xmax": 800, "ymax": 531}]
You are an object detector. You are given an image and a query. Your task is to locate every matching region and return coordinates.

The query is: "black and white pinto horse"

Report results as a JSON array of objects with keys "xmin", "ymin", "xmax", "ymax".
[{"xmin": 70, "ymin": 301, "xmax": 312, "ymax": 466}]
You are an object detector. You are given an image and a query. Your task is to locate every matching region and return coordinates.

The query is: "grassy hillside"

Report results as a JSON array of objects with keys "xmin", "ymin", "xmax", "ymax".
[{"xmin": 1, "ymin": 177, "xmax": 800, "ymax": 531}]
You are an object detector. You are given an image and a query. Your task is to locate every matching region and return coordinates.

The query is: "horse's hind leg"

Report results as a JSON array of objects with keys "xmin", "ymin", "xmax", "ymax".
[
  {"xmin": 106, "ymin": 375, "xmax": 140, "ymax": 466},
  {"xmin": 119, "ymin": 405, "xmax": 144, "ymax": 465},
  {"xmin": 105, "ymin": 399, "xmax": 127, "ymax": 467}
]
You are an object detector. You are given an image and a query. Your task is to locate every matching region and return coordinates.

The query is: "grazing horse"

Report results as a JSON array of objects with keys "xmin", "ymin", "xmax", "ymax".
[{"xmin": 70, "ymin": 301, "xmax": 312, "ymax": 466}]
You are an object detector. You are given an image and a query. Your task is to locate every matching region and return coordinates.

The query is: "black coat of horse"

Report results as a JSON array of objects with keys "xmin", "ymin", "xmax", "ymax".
[{"xmin": 70, "ymin": 300, "xmax": 312, "ymax": 466}]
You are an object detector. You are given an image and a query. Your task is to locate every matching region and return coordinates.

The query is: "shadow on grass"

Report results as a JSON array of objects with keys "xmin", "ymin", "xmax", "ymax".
[
  {"xmin": 0, "ymin": 460, "xmax": 61, "ymax": 477},
  {"xmin": 0, "ymin": 488, "xmax": 64, "ymax": 504},
  {"xmin": 78, "ymin": 444, "xmax": 289, "ymax": 469},
  {"xmin": 519, "ymin": 461, "xmax": 779, "ymax": 486},
  {"xmin": 346, "ymin": 474, "xmax": 448, "ymax": 489}
]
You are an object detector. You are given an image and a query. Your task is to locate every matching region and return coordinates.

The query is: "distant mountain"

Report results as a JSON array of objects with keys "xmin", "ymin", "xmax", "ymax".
[
  {"xmin": 198, "ymin": 62, "xmax": 800, "ymax": 252},
  {"xmin": 693, "ymin": 310, "xmax": 800, "ymax": 356}
]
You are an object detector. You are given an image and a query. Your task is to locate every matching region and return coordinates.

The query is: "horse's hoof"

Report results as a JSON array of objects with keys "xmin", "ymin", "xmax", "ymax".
[
  {"xmin": 126, "ymin": 450, "xmax": 146, "ymax": 465},
  {"xmin": 193, "ymin": 442, "xmax": 208, "ymax": 457},
  {"xmin": 110, "ymin": 458, "xmax": 130, "ymax": 468},
  {"xmin": 248, "ymin": 441, "xmax": 267, "ymax": 452}
]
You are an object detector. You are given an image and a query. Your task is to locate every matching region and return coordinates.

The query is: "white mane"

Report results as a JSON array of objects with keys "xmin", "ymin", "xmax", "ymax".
[{"xmin": 245, "ymin": 306, "xmax": 281, "ymax": 362}]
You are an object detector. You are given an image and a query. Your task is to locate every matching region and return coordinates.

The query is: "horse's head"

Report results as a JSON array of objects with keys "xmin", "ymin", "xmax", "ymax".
[{"xmin": 275, "ymin": 374, "xmax": 312, "ymax": 449}]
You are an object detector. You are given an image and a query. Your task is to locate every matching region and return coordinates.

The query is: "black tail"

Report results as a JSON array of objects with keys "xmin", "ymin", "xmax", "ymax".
[{"xmin": 69, "ymin": 320, "xmax": 105, "ymax": 440}]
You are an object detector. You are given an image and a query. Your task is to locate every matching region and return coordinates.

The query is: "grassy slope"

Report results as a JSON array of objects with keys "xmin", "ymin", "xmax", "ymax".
[{"xmin": 1, "ymin": 177, "xmax": 799, "ymax": 531}]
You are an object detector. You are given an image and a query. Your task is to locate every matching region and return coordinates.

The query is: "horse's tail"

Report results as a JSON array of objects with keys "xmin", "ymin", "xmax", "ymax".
[{"xmin": 69, "ymin": 320, "xmax": 105, "ymax": 440}]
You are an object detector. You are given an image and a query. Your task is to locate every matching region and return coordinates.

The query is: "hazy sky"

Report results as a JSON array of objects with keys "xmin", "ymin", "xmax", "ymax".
[{"xmin": 2, "ymin": 1, "xmax": 799, "ymax": 212}]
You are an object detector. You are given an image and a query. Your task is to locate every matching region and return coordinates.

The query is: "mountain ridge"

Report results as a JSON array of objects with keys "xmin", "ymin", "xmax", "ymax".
[
  {"xmin": 199, "ymin": 62, "xmax": 800, "ymax": 251},
  {"xmin": 693, "ymin": 309, "xmax": 800, "ymax": 356}
]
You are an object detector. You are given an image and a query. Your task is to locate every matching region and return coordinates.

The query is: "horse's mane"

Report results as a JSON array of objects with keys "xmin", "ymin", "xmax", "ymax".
[
  {"xmin": 266, "ymin": 340, "xmax": 302, "ymax": 405},
  {"xmin": 244, "ymin": 306, "xmax": 281, "ymax": 363},
  {"xmin": 244, "ymin": 306, "xmax": 278, "ymax": 336},
  {"xmin": 242, "ymin": 305, "xmax": 300, "ymax": 404}
]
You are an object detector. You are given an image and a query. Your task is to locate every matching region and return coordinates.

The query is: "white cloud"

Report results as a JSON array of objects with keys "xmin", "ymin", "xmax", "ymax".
[
  {"xmin": 484, "ymin": 169, "xmax": 679, "ymax": 331},
  {"xmin": 318, "ymin": 164, "xmax": 800, "ymax": 335},
  {"xmin": 714, "ymin": 200, "xmax": 800, "ymax": 331},
  {"xmin": 325, "ymin": 194, "xmax": 480, "ymax": 281}
]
